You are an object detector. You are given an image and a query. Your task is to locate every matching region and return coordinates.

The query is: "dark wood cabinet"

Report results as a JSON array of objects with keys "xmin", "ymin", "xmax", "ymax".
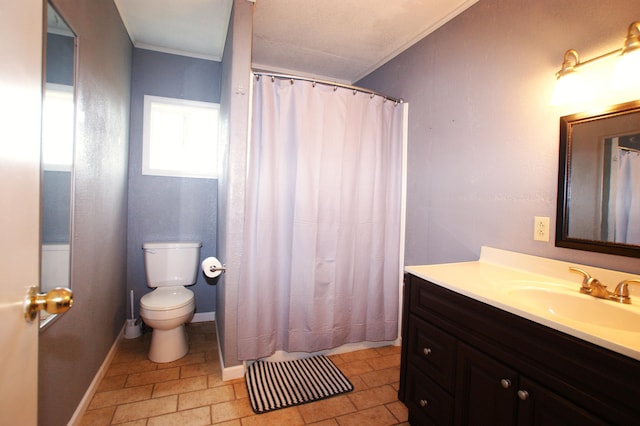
[
  {"xmin": 455, "ymin": 343, "xmax": 518, "ymax": 425},
  {"xmin": 400, "ymin": 273, "xmax": 640, "ymax": 425},
  {"xmin": 515, "ymin": 377, "xmax": 605, "ymax": 426},
  {"xmin": 405, "ymin": 365, "xmax": 454, "ymax": 425}
]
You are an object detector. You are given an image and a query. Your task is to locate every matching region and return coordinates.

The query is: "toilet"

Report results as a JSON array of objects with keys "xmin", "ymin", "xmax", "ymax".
[{"xmin": 140, "ymin": 241, "xmax": 201, "ymax": 363}]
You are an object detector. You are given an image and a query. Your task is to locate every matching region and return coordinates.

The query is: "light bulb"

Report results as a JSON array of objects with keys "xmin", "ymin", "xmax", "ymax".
[
  {"xmin": 551, "ymin": 70, "xmax": 589, "ymax": 106},
  {"xmin": 612, "ymin": 49, "xmax": 640, "ymax": 90}
]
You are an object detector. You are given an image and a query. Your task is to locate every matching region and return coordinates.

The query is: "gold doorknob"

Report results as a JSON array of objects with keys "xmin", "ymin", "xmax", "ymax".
[{"xmin": 24, "ymin": 286, "xmax": 73, "ymax": 322}]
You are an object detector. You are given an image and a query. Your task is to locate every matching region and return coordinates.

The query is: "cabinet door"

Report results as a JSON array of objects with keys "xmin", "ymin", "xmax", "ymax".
[
  {"xmin": 456, "ymin": 343, "xmax": 518, "ymax": 425},
  {"xmin": 516, "ymin": 378, "xmax": 606, "ymax": 426}
]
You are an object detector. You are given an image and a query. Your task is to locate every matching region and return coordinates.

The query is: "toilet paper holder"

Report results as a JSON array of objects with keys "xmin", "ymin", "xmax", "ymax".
[
  {"xmin": 202, "ymin": 256, "xmax": 226, "ymax": 278},
  {"xmin": 209, "ymin": 264, "xmax": 226, "ymax": 273}
]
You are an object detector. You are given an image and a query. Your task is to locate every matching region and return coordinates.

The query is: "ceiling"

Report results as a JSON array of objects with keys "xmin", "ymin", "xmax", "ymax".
[{"xmin": 114, "ymin": 0, "xmax": 478, "ymax": 84}]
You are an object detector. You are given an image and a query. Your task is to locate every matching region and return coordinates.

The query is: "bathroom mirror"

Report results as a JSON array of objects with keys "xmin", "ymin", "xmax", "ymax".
[
  {"xmin": 556, "ymin": 99, "xmax": 640, "ymax": 258},
  {"xmin": 40, "ymin": 2, "xmax": 76, "ymax": 328}
]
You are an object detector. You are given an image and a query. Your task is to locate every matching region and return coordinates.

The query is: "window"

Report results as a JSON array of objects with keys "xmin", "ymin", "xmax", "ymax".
[
  {"xmin": 142, "ymin": 95, "xmax": 219, "ymax": 179},
  {"xmin": 42, "ymin": 83, "xmax": 74, "ymax": 171}
]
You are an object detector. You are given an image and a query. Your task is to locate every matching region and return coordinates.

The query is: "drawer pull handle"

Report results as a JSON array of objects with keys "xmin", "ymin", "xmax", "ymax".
[
  {"xmin": 518, "ymin": 390, "xmax": 529, "ymax": 401},
  {"xmin": 500, "ymin": 378, "xmax": 511, "ymax": 389},
  {"xmin": 423, "ymin": 347, "xmax": 432, "ymax": 356},
  {"xmin": 419, "ymin": 399, "xmax": 428, "ymax": 407}
]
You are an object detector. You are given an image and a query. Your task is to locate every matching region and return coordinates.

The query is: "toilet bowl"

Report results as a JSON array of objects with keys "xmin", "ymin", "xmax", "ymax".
[{"xmin": 139, "ymin": 241, "xmax": 201, "ymax": 363}]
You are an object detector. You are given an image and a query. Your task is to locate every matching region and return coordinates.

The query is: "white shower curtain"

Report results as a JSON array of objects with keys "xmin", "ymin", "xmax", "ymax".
[
  {"xmin": 237, "ymin": 76, "xmax": 404, "ymax": 360},
  {"xmin": 615, "ymin": 149, "xmax": 640, "ymax": 244}
]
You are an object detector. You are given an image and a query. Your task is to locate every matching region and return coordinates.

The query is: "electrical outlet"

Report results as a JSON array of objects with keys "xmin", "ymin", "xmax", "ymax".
[{"xmin": 534, "ymin": 216, "xmax": 550, "ymax": 242}]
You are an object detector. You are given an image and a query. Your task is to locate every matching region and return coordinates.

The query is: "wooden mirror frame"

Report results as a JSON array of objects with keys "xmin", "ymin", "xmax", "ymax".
[{"xmin": 556, "ymin": 99, "xmax": 640, "ymax": 258}]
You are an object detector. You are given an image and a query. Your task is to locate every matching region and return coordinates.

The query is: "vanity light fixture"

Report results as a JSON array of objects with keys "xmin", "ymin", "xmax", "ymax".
[
  {"xmin": 621, "ymin": 21, "xmax": 640, "ymax": 55},
  {"xmin": 552, "ymin": 21, "xmax": 640, "ymax": 105},
  {"xmin": 550, "ymin": 49, "xmax": 586, "ymax": 105}
]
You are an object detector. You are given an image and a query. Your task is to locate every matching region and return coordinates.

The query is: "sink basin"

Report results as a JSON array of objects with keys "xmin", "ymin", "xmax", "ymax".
[{"xmin": 505, "ymin": 287, "xmax": 640, "ymax": 332}]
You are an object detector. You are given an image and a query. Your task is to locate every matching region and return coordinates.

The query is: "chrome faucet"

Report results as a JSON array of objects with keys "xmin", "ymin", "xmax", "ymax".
[
  {"xmin": 610, "ymin": 279, "xmax": 640, "ymax": 304},
  {"xmin": 569, "ymin": 267, "xmax": 609, "ymax": 298}
]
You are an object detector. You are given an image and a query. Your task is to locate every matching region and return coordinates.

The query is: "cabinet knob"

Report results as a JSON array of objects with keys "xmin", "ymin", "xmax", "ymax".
[
  {"xmin": 419, "ymin": 399, "xmax": 428, "ymax": 407},
  {"xmin": 518, "ymin": 390, "xmax": 529, "ymax": 401},
  {"xmin": 500, "ymin": 379, "xmax": 511, "ymax": 389},
  {"xmin": 423, "ymin": 347, "xmax": 432, "ymax": 356}
]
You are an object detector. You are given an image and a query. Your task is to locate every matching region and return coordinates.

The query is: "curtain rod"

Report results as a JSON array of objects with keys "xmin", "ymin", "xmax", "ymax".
[
  {"xmin": 252, "ymin": 71, "xmax": 404, "ymax": 104},
  {"xmin": 619, "ymin": 146, "xmax": 640, "ymax": 153}
]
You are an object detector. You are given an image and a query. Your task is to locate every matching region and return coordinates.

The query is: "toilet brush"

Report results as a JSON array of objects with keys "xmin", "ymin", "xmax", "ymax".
[
  {"xmin": 124, "ymin": 290, "xmax": 142, "ymax": 339},
  {"xmin": 130, "ymin": 289, "xmax": 135, "ymax": 320}
]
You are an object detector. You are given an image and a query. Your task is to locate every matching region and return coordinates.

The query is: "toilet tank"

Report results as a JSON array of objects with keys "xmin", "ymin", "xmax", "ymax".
[{"xmin": 142, "ymin": 241, "xmax": 202, "ymax": 287}]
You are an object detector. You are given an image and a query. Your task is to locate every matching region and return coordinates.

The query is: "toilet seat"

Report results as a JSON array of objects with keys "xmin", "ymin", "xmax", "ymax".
[{"xmin": 140, "ymin": 287, "xmax": 194, "ymax": 311}]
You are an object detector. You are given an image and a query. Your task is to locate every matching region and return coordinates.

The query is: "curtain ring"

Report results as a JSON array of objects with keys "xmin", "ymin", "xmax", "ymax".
[
  {"xmin": 312, "ymin": 81, "xmax": 316, "ymax": 88},
  {"xmin": 352, "ymin": 89, "xmax": 357, "ymax": 95},
  {"xmin": 271, "ymin": 76, "xmax": 275, "ymax": 83},
  {"xmin": 370, "ymin": 93, "xmax": 375, "ymax": 99},
  {"xmin": 290, "ymin": 79, "xmax": 294, "ymax": 85},
  {"xmin": 333, "ymin": 86, "xmax": 338, "ymax": 92},
  {"xmin": 255, "ymin": 75, "xmax": 260, "ymax": 81}
]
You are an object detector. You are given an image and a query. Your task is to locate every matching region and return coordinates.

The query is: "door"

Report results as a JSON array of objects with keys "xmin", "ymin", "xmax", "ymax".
[{"xmin": 0, "ymin": 0, "xmax": 43, "ymax": 424}]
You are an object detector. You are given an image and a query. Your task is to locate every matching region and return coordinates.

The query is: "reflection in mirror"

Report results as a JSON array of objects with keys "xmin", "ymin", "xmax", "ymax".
[
  {"xmin": 41, "ymin": 2, "xmax": 76, "ymax": 328},
  {"xmin": 556, "ymin": 100, "xmax": 640, "ymax": 258}
]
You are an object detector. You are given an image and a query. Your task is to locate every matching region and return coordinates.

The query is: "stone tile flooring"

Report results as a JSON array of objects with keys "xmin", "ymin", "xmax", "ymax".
[{"xmin": 79, "ymin": 322, "xmax": 409, "ymax": 425}]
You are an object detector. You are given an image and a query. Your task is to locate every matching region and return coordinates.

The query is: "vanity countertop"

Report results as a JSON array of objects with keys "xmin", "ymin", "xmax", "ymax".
[{"xmin": 405, "ymin": 247, "xmax": 640, "ymax": 361}]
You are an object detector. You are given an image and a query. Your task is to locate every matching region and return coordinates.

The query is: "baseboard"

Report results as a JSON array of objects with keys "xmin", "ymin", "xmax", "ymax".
[
  {"xmin": 191, "ymin": 311, "xmax": 215, "ymax": 323},
  {"xmin": 214, "ymin": 321, "xmax": 246, "ymax": 381},
  {"xmin": 67, "ymin": 324, "xmax": 125, "ymax": 426},
  {"xmin": 222, "ymin": 362, "xmax": 246, "ymax": 381}
]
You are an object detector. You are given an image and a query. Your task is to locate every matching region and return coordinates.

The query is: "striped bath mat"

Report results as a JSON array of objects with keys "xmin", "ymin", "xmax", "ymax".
[{"xmin": 245, "ymin": 354, "xmax": 354, "ymax": 414}]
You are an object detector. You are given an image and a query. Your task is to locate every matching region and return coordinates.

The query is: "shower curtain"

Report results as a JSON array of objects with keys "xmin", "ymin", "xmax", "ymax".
[
  {"xmin": 615, "ymin": 149, "xmax": 640, "ymax": 244},
  {"xmin": 237, "ymin": 76, "xmax": 405, "ymax": 360}
]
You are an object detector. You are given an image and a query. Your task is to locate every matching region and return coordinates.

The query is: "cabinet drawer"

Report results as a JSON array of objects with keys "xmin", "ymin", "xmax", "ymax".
[
  {"xmin": 408, "ymin": 314, "xmax": 457, "ymax": 392},
  {"xmin": 406, "ymin": 365, "xmax": 453, "ymax": 426}
]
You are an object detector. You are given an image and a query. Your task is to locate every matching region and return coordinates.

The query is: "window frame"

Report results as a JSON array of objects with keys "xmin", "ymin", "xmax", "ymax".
[{"xmin": 142, "ymin": 95, "xmax": 220, "ymax": 179}]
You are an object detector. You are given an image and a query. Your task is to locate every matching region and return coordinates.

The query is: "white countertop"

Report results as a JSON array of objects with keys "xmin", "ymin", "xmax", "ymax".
[{"xmin": 405, "ymin": 247, "xmax": 640, "ymax": 361}]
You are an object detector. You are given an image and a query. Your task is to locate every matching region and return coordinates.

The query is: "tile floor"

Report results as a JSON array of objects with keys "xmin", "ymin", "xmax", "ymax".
[{"xmin": 79, "ymin": 321, "xmax": 409, "ymax": 425}]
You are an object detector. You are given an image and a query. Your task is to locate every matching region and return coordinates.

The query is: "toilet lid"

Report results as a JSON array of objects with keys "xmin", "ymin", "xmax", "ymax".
[{"xmin": 140, "ymin": 287, "xmax": 194, "ymax": 311}]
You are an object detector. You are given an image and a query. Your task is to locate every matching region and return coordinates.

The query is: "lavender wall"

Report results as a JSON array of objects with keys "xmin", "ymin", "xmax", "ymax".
[
  {"xmin": 358, "ymin": 0, "xmax": 640, "ymax": 274},
  {"xmin": 126, "ymin": 48, "xmax": 222, "ymax": 318},
  {"xmin": 38, "ymin": 0, "xmax": 132, "ymax": 424},
  {"xmin": 217, "ymin": 0, "xmax": 253, "ymax": 369}
]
